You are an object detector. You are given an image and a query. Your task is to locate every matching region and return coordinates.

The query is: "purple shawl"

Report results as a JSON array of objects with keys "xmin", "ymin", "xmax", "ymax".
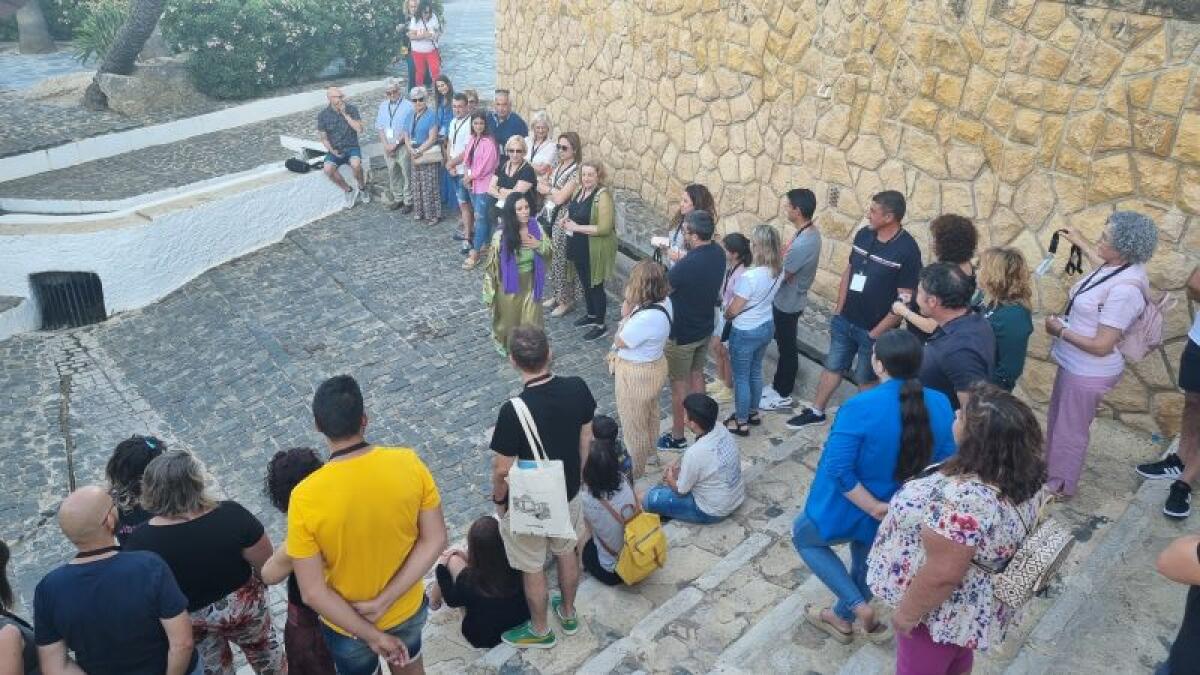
[{"xmin": 500, "ymin": 217, "xmax": 546, "ymax": 300}]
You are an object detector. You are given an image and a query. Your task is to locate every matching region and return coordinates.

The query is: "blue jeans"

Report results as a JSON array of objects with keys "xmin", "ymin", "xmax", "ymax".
[
  {"xmin": 471, "ymin": 193, "xmax": 495, "ymax": 252},
  {"xmin": 452, "ymin": 175, "xmax": 471, "ymax": 207},
  {"xmin": 792, "ymin": 513, "xmax": 872, "ymax": 623},
  {"xmin": 643, "ymin": 485, "xmax": 722, "ymax": 524},
  {"xmin": 729, "ymin": 320, "xmax": 774, "ymax": 422},
  {"xmin": 826, "ymin": 314, "xmax": 877, "ymax": 386},
  {"xmin": 321, "ymin": 600, "xmax": 427, "ymax": 675}
]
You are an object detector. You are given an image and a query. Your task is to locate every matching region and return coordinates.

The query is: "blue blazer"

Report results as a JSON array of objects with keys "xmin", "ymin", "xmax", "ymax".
[{"xmin": 803, "ymin": 378, "xmax": 957, "ymax": 543}]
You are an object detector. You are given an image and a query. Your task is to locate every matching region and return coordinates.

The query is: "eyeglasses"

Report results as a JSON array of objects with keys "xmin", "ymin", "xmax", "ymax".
[{"xmin": 557, "ymin": 144, "xmax": 571, "ymax": 151}]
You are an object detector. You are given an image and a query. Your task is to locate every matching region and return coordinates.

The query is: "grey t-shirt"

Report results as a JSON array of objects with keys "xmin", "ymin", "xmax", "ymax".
[
  {"xmin": 773, "ymin": 225, "xmax": 822, "ymax": 314},
  {"xmin": 317, "ymin": 103, "xmax": 362, "ymax": 154},
  {"xmin": 0, "ymin": 613, "xmax": 38, "ymax": 674},
  {"xmin": 581, "ymin": 480, "xmax": 638, "ymax": 572}
]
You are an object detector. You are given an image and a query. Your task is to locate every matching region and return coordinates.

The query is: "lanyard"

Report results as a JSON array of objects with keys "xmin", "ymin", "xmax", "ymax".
[
  {"xmin": 410, "ymin": 110, "xmax": 426, "ymax": 139},
  {"xmin": 552, "ymin": 162, "xmax": 576, "ymax": 187},
  {"xmin": 784, "ymin": 222, "xmax": 812, "ymax": 256},
  {"xmin": 524, "ymin": 373, "xmax": 553, "ymax": 388},
  {"xmin": 1062, "ymin": 264, "xmax": 1130, "ymax": 318},
  {"xmin": 387, "ymin": 101, "xmax": 402, "ymax": 126},
  {"xmin": 531, "ymin": 140, "xmax": 547, "ymax": 161},
  {"xmin": 330, "ymin": 440, "xmax": 370, "ymax": 460},
  {"xmin": 75, "ymin": 545, "xmax": 120, "ymax": 560},
  {"xmin": 450, "ymin": 117, "xmax": 468, "ymax": 146},
  {"xmin": 722, "ymin": 262, "xmax": 743, "ymax": 296}
]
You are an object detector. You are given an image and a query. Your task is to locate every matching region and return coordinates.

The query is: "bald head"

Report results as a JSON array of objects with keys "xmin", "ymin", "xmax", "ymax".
[{"xmin": 58, "ymin": 486, "xmax": 115, "ymax": 548}]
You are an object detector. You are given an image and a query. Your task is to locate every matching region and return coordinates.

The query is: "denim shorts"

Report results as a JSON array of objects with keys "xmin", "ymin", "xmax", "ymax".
[
  {"xmin": 825, "ymin": 314, "xmax": 877, "ymax": 385},
  {"xmin": 452, "ymin": 175, "xmax": 471, "ymax": 207},
  {"xmin": 321, "ymin": 599, "xmax": 428, "ymax": 675},
  {"xmin": 324, "ymin": 147, "xmax": 362, "ymax": 166}
]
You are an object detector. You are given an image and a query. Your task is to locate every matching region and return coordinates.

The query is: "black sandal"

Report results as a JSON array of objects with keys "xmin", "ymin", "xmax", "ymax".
[
  {"xmin": 724, "ymin": 414, "xmax": 750, "ymax": 436},
  {"xmin": 747, "ymin": 412, "xmax": 762, "ymax": 426}
]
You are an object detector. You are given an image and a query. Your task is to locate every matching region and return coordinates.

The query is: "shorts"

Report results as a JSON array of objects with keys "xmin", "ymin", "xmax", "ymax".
[
  {"xmin": 499, "ymin": 497, "xmax": 585, "ymax": 573},
  {"xmin": 666, "ymin": 337, "xmax": 710, "ymax": 381},
  {"xmin": 324, "ymin": 147, "xmax": 362, "ymax": 166},
  {"xmin": 825, "ymin": 314, "xmax": 877, "ymax": 385},
  {"xmin": 453, "ymin": 175, "xmax": 471, "ymax": 207},
  {"xmin": 321, "ymin": 598, "xmax": 427, "ymax": 675},
  {"xmin": 1181, "ymin": 339, "xmax": 1200, "ymax": 394}
]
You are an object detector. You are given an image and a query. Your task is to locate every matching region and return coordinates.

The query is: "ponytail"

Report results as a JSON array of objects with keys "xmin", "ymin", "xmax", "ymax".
[{"xmin": 895, "ymin": 378, "xmax": 934, "ymax": 481}]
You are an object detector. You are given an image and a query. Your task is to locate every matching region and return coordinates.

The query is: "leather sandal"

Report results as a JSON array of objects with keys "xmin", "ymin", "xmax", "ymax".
[{"xmin": 724, "ymin": 414, "xmax": 750, "ymax": 436}]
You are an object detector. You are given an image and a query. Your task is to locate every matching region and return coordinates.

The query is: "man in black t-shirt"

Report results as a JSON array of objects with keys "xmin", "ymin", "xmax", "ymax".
[
  {"xmin": 490, "ymin": 327, "xmax": 595, "ymax": 649},
  {"xmin": 915, "ymin": 263, "xmax": 995, "ymax": 409},
  {"xmin": 788, "ymin": 190, "xmax": 923, "ymax": 428},
  {"xmin": 34, "ymin": 486, "xmax": 198, "ymax": 675},
  {"xmin": 660, "ymin": 210, "xmax": 726, "ymax": 450}
]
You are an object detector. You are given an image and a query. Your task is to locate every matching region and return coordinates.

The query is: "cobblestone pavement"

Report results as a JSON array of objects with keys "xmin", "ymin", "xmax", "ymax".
[
  {"xmin": 0, "ymin": 201, "xmax": 621, "ymax": 614},
  {"xmin": 0, "ymin": 0, "xmax": 495, "ymax": 160}
]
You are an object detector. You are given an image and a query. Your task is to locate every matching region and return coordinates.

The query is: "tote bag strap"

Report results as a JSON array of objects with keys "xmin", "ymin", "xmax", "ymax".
[
  {"xmin": 509, "ymin": 397, "xmax": 549, "ymax": 463},
  {"xmin": 596, "ymin": 477, "xmax": 641, "ymax": 556}
]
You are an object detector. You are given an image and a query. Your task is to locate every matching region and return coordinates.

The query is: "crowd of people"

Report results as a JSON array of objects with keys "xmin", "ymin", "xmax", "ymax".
[{"xmin": 5, "ymin": 46, "xmax": 1200, "ymax": 675}]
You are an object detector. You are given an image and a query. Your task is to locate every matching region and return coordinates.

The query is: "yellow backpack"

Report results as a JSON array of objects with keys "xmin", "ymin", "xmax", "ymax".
[{"xmin": 597, "ymin": 479, "xmax": 668, "ymax": 584}]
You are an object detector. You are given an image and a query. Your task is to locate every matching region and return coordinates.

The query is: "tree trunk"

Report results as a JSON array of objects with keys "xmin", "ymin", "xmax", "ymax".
[
  {"xmin": 82, "ymin": 0, "xmax": 166, "ymax": 110},
  {"xmin": 16, "ymin": 0, "xmax": 56, "ymax": 54}
]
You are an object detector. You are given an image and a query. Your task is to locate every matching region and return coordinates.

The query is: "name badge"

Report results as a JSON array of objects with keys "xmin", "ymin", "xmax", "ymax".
[
  {"xmin": 385, "ymin": 128, "xmax": 396, "ymax": 140},
  {"xmin": 849, "ymin": 273, "xmax": 867, "ymax": 293}
]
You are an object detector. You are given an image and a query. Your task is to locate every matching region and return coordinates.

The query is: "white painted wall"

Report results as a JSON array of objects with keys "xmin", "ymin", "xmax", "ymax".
[
  {"xmin": 0, "ymin": 79, "xmax": 386, "ymax": 182},
  {"xmin": 0, "ymin": 298, "xmax": 38, "ymax": 341},
  {"xmin": 0, "ymin": 167, "xmax": 347, "ymax": 341}
]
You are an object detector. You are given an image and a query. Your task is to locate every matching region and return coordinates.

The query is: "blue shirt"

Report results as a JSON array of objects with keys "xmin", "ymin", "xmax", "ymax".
[
  {"xmin": 34, "ymin": 551, "xmax": 195, "ymax": 675},
  {"xmin": 803, "ymin": 379, "xmax": 957, "ymax": 543},
  {"xmin": 667, "ymin": 242, "xmax": 727, "ymax": 344},
  {"xmin": 488, "ymin": 111, "xmax": 528, "ymax": 149},
  {"xmin": 375, "ymin": 98, "xmax": 414, "ymax": 142},
  {"xmin": 409, "ymin": 107, "xmax": 439, "ymax": 146}
]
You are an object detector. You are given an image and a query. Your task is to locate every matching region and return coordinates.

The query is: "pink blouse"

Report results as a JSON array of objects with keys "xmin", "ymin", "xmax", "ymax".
[{"xmin": 463, "ymin": 136, "xmax": 499, "ymax": 194}]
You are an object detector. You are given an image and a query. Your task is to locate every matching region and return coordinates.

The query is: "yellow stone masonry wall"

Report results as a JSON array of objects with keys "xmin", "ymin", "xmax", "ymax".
[{"xmin": 497, "ymin": 0, "xmax": 1200, "ymax": 436}]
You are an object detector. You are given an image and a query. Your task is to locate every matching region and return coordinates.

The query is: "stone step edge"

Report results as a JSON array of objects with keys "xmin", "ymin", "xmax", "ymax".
[{"xmin": 470, "ymin": 429, "xmax": 823, "ymax": 673}]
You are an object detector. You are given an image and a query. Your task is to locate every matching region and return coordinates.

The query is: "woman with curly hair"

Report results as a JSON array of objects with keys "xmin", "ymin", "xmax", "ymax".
[
  {"xmin": 259, "ymin": 448, "xmax": 334, "ymax": 675},
  {"xmin": 976, "ymin": 247, "xmax": 1033, "ymax": 391},
  {"xmin": 869, "ymin": 383, "xmax": 1048, "ymax": 674},
  {"xmin": 656, "ymin": 184, "xmax": 717, "ymax": 268},
  {"xmin": 105, "ymin": 434, "xmax": 165, "ymax": 544},
  {"xmin": 892, "ymin": 213, "xmax": 979, "ymax": 341},
  {"xmin": 1043, "ymin": 211, "xmax": 1159, "ymax": 497},
  {"xmin": 612, "ymin": 260, "xmax": 673, "ymax": 476}
]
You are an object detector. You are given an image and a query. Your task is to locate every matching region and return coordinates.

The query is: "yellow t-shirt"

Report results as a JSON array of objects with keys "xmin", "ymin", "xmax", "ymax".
[{"xmin": 286, "ymin": 446, "xmax": 441, "ymax": 635}]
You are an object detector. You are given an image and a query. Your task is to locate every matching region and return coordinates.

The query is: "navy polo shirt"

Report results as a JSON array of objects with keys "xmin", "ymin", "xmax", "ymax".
[
  {"xmin": 918, "ymin": 311, "xmax": 995, "ymax": 409},
  {"xmin": 667, "ymin": 242, "xmax": 727, "ymax": 344},
  {"xmin": 489, "ymin": 111, "xmax": 528, "ymax": 149}
]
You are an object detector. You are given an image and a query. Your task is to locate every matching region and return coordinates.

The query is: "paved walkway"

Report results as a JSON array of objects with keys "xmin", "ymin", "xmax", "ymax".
[{"xmin": 0, "ymin": 48, "xmax": 91, "ymax": 92}]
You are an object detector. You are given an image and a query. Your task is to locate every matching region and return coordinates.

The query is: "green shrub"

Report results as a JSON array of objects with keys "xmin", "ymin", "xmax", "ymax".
[
  {"xmin": 72, "ymin": 0, "xmax": 128, "ymax": 63},
  {"xmin": 164, "ymin": 0, "xmax": 429, "ymax": 100}
]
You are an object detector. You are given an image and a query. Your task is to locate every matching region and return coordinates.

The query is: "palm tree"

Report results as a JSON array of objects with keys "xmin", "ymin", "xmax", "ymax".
[
  {"xmin": 15, "ymin": 0, "xmax": 56, "ymax": 54},
  {"xmin": 82, "ymin": 0, "xmax": 165, "ymax": 110}
]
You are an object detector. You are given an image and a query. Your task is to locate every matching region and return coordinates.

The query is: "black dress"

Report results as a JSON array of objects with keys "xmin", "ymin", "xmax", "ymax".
[{"xmin": 435, "ymin": 564, "xmax": 529, "ymax": 648}]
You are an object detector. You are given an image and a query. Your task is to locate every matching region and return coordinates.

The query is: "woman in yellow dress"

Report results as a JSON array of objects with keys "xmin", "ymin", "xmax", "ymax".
[{"xmin": 483, "ymin": 194, "xmax": 552, "ymax": 356}]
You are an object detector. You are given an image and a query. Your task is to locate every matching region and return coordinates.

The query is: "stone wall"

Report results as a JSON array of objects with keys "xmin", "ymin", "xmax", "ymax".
[{"xmin": 498, "ymin": 0, "xmax": 1200, "ymax": 436}]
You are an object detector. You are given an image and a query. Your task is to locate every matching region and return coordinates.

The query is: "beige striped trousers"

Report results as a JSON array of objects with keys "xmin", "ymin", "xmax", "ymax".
[{"xmin": 614, "ymin": 355, "xmax": 669, "ymax": 478}]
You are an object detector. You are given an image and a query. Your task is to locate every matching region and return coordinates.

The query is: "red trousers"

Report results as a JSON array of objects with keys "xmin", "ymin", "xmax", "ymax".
[{"xmin": 412, "ymin": 49, "xmax": 441, "ymax": 85}]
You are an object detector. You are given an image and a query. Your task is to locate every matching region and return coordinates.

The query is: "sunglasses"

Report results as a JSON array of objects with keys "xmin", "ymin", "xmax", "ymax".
[
  {"xmin": 412, "ymin": 97, "xmax": 426, "ymax": 102},
  {"xmin": 557, "ymin": 144, "xmax": 571, "ymax": 151},
  {"xmin": 507, "ymin": 149, "xmax": 525, "ymax": 154}
]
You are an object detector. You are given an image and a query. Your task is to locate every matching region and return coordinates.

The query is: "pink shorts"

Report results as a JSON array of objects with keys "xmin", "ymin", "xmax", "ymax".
[{"xmin": 896, "ymin": 624, "xmax": 974, "ymax": 675}]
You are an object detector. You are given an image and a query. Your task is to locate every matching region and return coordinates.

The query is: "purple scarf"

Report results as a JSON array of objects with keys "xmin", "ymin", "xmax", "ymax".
[{"xmin": 500, "ymin": 217, "xmax": 546, "ymax": 300}]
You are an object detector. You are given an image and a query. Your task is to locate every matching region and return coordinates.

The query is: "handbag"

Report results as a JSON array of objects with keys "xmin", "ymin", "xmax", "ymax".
[
  {"xmin": 720, "ymin": 271, "xmax": 781, "ymax": 343},
  {"xmin": 595, "ymin": 477, "xmax": 667, "ymax": 584},
  {"xmin": 971, "ymin": 487, "xmax": 1074, "ymax": 609},
  {"xmin": 413, "ymin": 144, "xmax": 444, "ymax": 166},
  {"xmin": 504, "ymin": 397, "xmax": 575, "ymax": 538}
]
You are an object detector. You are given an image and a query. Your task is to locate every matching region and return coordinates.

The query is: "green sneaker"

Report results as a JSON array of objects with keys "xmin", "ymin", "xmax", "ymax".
[
  {"xmin": 501, "ymin": 621, "xmax": 556, "ymax": 649},
  {"xmin": 551, "ymin": 594, "xmax": 579, "ymax": 635}
]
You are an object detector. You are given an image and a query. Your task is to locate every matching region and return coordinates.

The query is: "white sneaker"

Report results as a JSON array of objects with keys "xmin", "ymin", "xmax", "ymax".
[
  {"xmin": 763, "ymin": 395, "xmax": 794, "ymax": 411},
  {"xmin": 358, "ymin": 187, "xmax": 370, "ymax": 204},
  {"xmin": 349, "ymin": 186, "xmax": 360, "ymax": 208},
  {"xmin": 344, "ymin": 189, "xmax": 356, "ymax": 209},
  {"xmin": 759, "ymin": 386, "xmax": 782, "ymax": 409}
]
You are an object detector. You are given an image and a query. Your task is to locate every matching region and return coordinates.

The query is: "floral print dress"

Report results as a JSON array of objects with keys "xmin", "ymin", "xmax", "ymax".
[{"xmin": 867, "ymin": 472, "xmax": 1041, "ymax": 651}]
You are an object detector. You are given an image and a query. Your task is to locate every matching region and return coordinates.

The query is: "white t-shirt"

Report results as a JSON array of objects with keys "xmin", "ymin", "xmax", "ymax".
[
  {"xmin": 731, "ymin": 266, "xmax": 781, "ymax": 330},
  {"xmin": 409, "ymin": 15, "xmax": 440, "ymax": 53},
  {"xmin": 446, "ymin": 115, "xmax": 472, "ymax": 175},
  {"xmin": 1190, "ymin": 308, "xmax": 1200, "ymax": 346},
  {"xmin": 617, "ymin": 299, "xmax": 672, "ymax": 362},
  {"xmin": 581, "ymin": 479, "xmax": 637, "ymax": 572},
  {"xmin": 1051, "ymin": 264, "xmax": 1148, "ymax": 378},
  {"xmin": 677, "ymin": 425, "xmax": 745, "ymax": 517},
  {"xmin": 526, "ymin": 135, "xmax": 557, "ymax": 172}
]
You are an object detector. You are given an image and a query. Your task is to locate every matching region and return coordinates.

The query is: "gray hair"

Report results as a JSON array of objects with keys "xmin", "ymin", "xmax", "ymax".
[
  {"xmin": 139, "ymin": 451, "xmax": 217, "ymax": 518},
  {"xmin": 384, "ymin": 78, "xmax": 402, "ymax": 92},
  {"xmin": 1106, "ymin": 211, "xmax": 1158, "ymax": 265},
  {"xmin": 409, "ymin": 86, "xmax": 427, "ymax": 100},
  {"xmin": 530, "ymin": 110, "xmax": 552, "ymax": 130}
]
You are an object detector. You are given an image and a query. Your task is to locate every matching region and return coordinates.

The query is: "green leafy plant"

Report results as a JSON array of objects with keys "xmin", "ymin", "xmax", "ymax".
[{"xmin": 72, "ymin": 0, "xmax": 130, "ymax": 64}]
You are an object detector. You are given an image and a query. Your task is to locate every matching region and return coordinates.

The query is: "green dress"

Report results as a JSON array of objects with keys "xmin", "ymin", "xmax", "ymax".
[{"xmin": 482, "ymin": 230, "xmax": 553, "ymax": 355}]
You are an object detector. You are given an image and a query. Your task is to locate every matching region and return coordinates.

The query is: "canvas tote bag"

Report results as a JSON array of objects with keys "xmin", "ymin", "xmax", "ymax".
[{"xmin": 505, "ymin": 397, "xmax": 575, "ymax": 538}]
